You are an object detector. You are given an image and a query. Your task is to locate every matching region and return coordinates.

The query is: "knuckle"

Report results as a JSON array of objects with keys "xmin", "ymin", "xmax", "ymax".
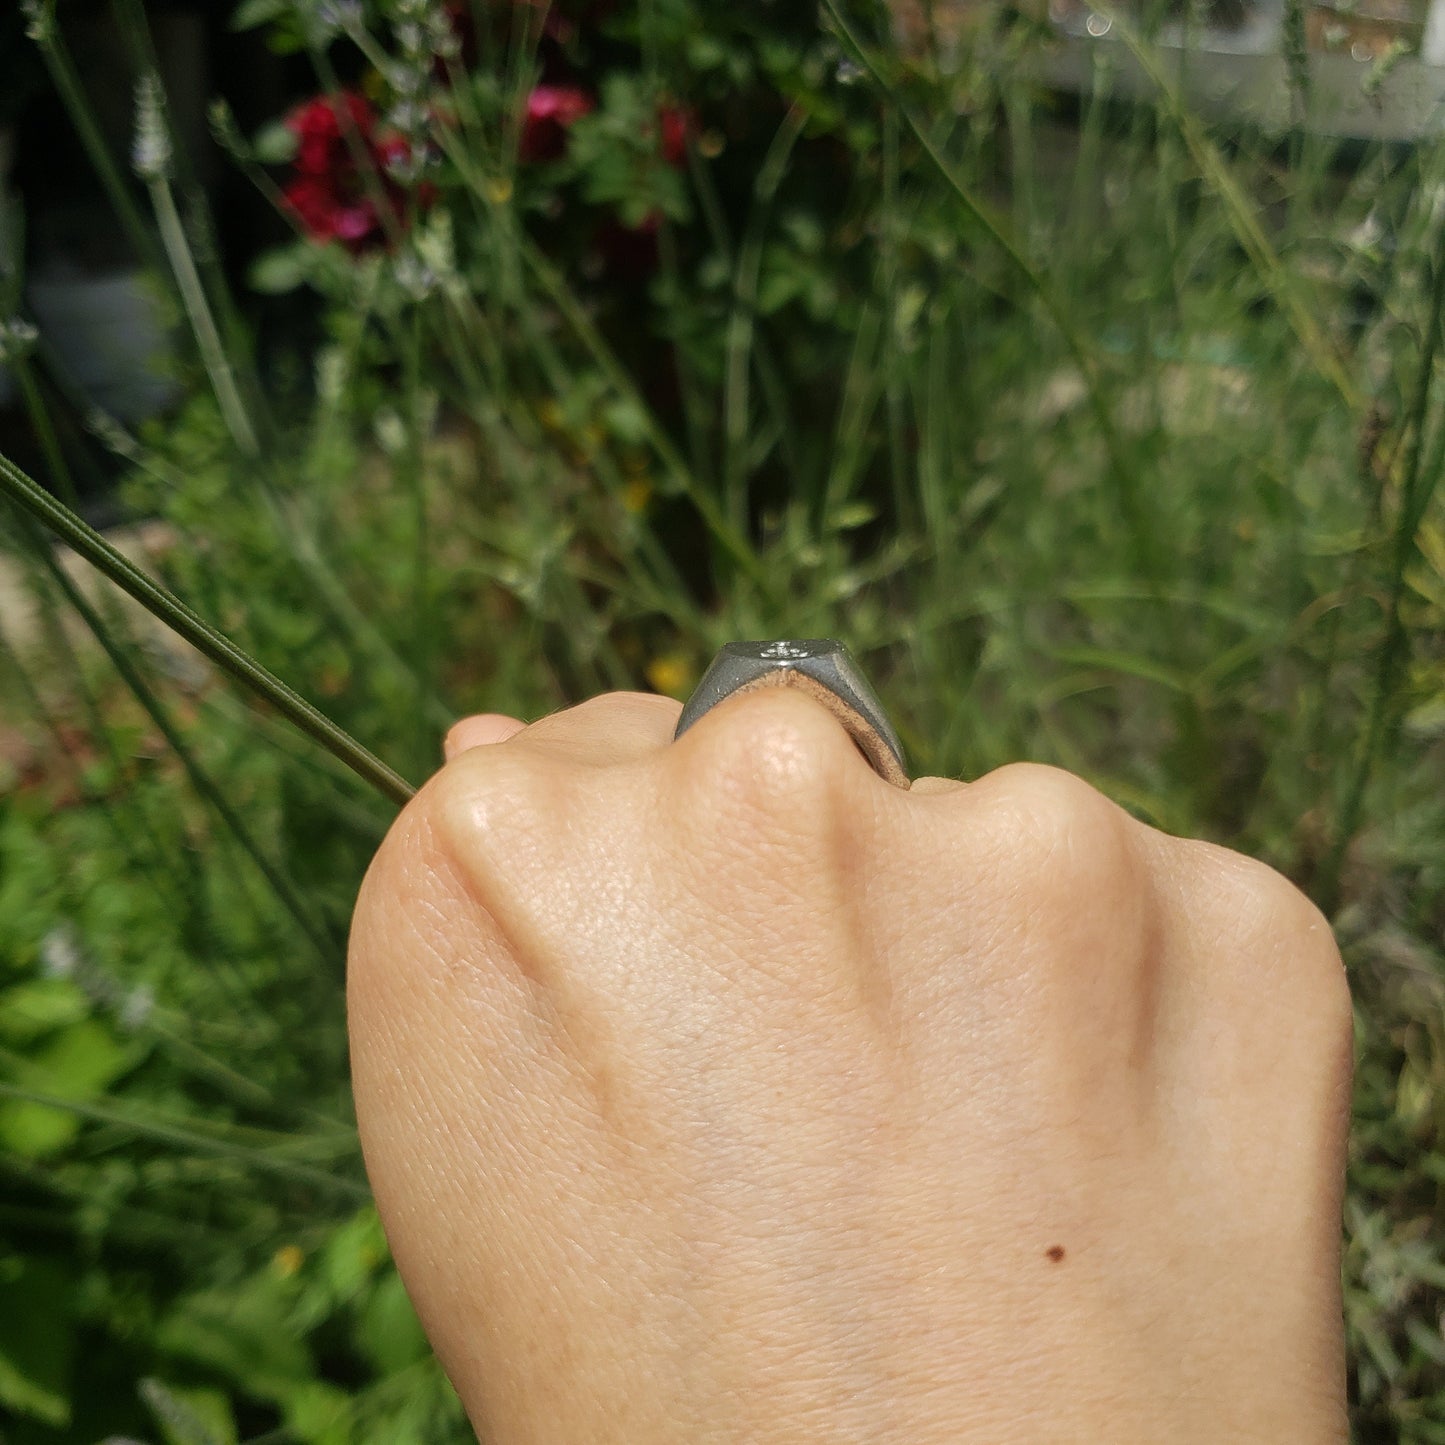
[
  {"xmin": 673, "ymin": 687, "xmax": 859, "ymax": 818},
  {"xmin": 1191, "ymin": 844, "xmax": 1350, "ymax": 1021},
  {"xmin": 979, "ymin": 762, "xmax": 1143, "ymax": 907},
  {"xmin": 1215, "ymin": 849, "xmax": 1320, "ymax": 944},
  {"xmin": 349, "ymin": 777, "xmax": 474, "ymax": 986},
  {"xmin": 421, "ymin": 744, "xmax": 552, "ymax": 889}
]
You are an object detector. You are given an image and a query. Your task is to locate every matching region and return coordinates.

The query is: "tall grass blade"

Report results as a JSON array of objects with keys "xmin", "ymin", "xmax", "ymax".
[
  {"xmin": 1109, "ymin": 13, "xmax": 1362, "ymax": 411},
  {"xmin": 11, "ymin": 515, "xmax": 339, "ymax": 962},
  {"xmin": 0, "ymin": 1082, "xmax": 366, "ymax": 1199},
  {"xmin": 1321, "ymin": 216, "xmax": 1445, "ymax": 910},
  {"xmin": 0, "ymin": 450, "xmax": 417, "ymax": 806},
  {"xmin": 819, "ymin": 0, "xmax": 1163, "ymax": 583}
]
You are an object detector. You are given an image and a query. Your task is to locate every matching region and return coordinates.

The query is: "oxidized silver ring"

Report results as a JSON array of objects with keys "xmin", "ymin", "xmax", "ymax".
[{"xmin": 674, "ymin": 639, "xmax": 910, "ymax": 789}]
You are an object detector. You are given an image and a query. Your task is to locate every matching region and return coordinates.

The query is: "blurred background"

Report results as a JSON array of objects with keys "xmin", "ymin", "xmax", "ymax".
[{"xmin": 1, "ymin": 0, "xmax": 1444, "ymax": 1438}]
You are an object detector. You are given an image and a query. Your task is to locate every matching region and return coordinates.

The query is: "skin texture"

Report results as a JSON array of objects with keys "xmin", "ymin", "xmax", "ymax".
[{"xmin": 348, "ymin": 690, "xmax": 1353, "ymax": 1443}]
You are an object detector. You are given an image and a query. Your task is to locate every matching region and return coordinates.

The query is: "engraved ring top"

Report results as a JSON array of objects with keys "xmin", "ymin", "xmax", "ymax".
[{"xmin": 673, "ymin": 639, "xmax": 911, "ymax": 790}]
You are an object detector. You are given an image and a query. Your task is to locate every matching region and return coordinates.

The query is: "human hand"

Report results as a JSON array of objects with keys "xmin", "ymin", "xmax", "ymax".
[{"xmin": 348, "ymin": 689, "xmax": 1351, "ymax": 1443}]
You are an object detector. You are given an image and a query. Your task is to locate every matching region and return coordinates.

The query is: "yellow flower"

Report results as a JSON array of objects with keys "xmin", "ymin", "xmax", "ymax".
[
  {"xmin": 273, "ymin": 1244, "xmax": 304, "ymax": 1278},
  {"xmin": 622, "ymin": 477, "xmax": 652, "ymax": 514},
  {"xmin": 646, "ymin": 652, "xmax": 694, "ymax": 698}
]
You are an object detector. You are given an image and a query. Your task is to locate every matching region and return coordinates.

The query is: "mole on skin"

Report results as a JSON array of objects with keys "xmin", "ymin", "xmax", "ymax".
[{"xmin": 1046, "ymin": 1245, "xmax": 1066, "ymax": 1263}]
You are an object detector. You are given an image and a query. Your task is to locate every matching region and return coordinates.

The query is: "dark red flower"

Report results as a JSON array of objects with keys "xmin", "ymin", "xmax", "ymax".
[
  {"xmin": 280, "ymin": 90, "xmax": 434, "ymax": 252},
  {"xmin": 519, "ymin": 83, "xmax": 594, "ymax": 162},
  {"xmin": 282, "ymin": 174, "xmax": 384, "ymax": 248},
  {"xmin": 288, "ymin": 92, "xmax": 376, "ymax": 177},
  {"xmin": 657, "ymin": 104, "xmax": 693, "ymax": 167}
]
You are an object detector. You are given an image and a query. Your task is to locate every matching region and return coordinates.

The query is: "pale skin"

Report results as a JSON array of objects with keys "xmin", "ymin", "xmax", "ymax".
[{"xmin": 348, "ymin": 689, "xmax": 1353, "ymax": 1443}]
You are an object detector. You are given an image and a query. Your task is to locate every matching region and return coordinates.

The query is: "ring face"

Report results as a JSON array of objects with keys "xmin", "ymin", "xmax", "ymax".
[{"xmin": 674, "ymin": 639, "xmax": 911, "ymax": 789}]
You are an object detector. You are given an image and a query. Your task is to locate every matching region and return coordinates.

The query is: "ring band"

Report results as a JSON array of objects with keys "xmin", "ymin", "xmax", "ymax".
[{"xmin": 674, "ymin": 640, "xmax": 911, "ymax": 789}]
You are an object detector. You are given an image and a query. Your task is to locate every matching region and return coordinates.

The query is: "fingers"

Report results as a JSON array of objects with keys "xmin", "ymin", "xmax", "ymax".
[
  {"xmin": 444, "ymin": 714, "xmax": 526, "ymax": 759},
  {"xmin": 446, "ymin": 692, "xmax": 683, "ymax": 771}
]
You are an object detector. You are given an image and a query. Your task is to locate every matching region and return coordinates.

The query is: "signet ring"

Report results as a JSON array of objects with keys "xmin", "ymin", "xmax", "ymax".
[{"xmin": 673, "ymin": 640, "xmax": 910, "ymax": 790}]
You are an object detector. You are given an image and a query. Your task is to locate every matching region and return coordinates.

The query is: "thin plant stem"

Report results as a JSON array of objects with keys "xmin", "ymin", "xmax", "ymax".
[
  {"xmin": 519, "ymin": 239, "xmax": 774, "ymax": 597},
  {"xmin": 0, "ymin": 619, "xmax": 203, "ymax": 929},
  {"xmin": 819, "ymin": 0, "xmax": 1163, "ymax": 586},
  {"xmin": 0, "ymin": 1081, "xmax": 367, "ymax": 1200},
  {"xmin": 26, "ymin": 2, "xmax": 165, "ymax": 279},
  {"xmin": 11, "ymin": 359, "xmax": 79, "ymax": 512},
  {"xmin": 879, "ymin": 101, "xmax": 913, "ymax": 537},
  {"xmin": 1109, "ymin": 12, "xmax": 1361, "ymax": 412},
  {"xmin": 0, "ymin": 449, "xmax": 417, "ymax": 807},
  {"xmin": 1320, "ymin": 219, "xmax": 1445, "ymax": 912},
  {"xmin": 10, "ymin": 511, "xmax": 339, "ymax": 964},
  {"xmin": 723, "ymin": 105, "xmax": 807, "ymax": 532},
  {"xmin": 403, "ymin": 307, "xmax": 435, "ymax": 776},
  {"xmin": 820, "ymin": 300, "xmax": 886, "ymax": 526},
  {"xmin": 145, "ymin": 170, "xmax": 261, "ymax": 459},
  {"xmin": 109, "ymin": 0, "xmax": 264, "ymax": 377}
]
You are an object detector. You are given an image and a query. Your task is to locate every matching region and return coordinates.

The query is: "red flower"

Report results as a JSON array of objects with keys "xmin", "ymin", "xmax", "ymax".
[
  {"xmin": 283, "ymin": 175, "xmax": 380, "ymax": 246},
  {"xmin": 657, "ymin": 104, "xmax": 693, "ymax": 167},
  {"xmin": 519, "ymin": 84, "xmax": 594, "ymax": 162},
  {"xmin": 289, "ymin": 92, "xmax": 376, "ymax": 177},
  {"xmin": 280, "ymin": 90, "xmax": 433, "ymax": 252}
]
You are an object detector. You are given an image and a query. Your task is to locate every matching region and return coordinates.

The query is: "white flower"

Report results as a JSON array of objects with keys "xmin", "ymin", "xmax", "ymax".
[
  {"xmin": 119, "ymin": 984, "xmax": 155, "ymax": 1032},
  {"xmin": 39, "ymin": 925, "xmax": 80, "ymax": 980},
  {"xmin": 132, "ymin": 75, "xmax": 173, "ymax": 181}
]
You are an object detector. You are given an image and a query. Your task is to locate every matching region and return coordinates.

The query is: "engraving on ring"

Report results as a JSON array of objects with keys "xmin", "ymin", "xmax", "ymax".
[{"xmin": 673, "ymin": 638, "xmax": 911, "ymax": 789}]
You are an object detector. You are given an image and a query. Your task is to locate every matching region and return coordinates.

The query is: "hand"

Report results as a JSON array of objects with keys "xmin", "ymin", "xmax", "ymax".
[{"xmin": 348, "ymin": 689, "xmax": 1352, "ymax": 1443}]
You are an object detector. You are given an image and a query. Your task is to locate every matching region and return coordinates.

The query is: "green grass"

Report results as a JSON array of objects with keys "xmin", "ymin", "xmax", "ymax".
[{"xmin": 1, "ymin": 0, "xmax": 1444, "ymax": 1438}]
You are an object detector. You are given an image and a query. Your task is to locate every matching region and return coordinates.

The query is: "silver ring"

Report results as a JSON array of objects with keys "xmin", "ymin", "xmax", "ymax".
[{"xmin": 674, "ymin": 639, "xmax": 910, "ymax": 789}]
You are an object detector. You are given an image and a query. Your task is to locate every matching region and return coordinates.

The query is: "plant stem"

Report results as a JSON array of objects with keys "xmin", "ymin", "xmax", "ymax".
[
  {"xmin": 819, "ymin": 0, "xmax": 1163, "ymax": 587},
  {"xmin": 12, "ymin": 359, "xmax": 79, "ymax": 511},
  {"xmin": 147, "ymin": 173, "xmax": 261, "ymax": 459},
  {"xmin": 403, "ymin": 307, "xmax": 436, "ymax": 777},
  {"xmin": 1319, "ymin": 217, "xmax": 1445, "ymax": 913},
  {"xmin": 879, "ymin": 101, "xmax": 913, "ymax": 537},
  {"xmin": 520, "ymin": 239, "xmax": 774, "ymax": 597},
  {"xmin": 1112, "ymin": 13, "xmax": 1360, "ymax": 412},
  {"xmin": 0, "ymin": 449, "xmax": 417, "ymax": 807},
  {"xmin": 29, "ymin": 10, "xmax": 166, "ymax": 279},
  {"xmin": 0, "ymin": 1082, "xmax": 367, "ymax": 1200},
  {"xmin": 12, "ymin": 512, "xmax": 338, "ymax": 964},
  {"xmin": 723, "ymin": 105, "xmax": 807, "ymax": 532}
]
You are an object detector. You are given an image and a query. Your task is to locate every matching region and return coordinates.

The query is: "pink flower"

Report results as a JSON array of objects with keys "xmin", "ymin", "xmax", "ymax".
[{"xmin": 519, "ymin": 84, "xmax": 595, "ymax": 162}]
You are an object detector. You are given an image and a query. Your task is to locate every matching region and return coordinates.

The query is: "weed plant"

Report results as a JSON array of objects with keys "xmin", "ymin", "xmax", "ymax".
[{"xmin": 1, "ymin": 0, "xmax": 1444, "ymax": 1439}]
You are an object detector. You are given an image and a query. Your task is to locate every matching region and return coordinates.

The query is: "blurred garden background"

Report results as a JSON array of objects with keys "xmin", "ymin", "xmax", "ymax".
[{"xmin": 1, "ymin": 0, "xmax": 1444, "ymax": 1438}]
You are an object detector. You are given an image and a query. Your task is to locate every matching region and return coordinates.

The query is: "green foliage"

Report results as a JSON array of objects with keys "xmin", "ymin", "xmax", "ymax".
[{"xmin": 2, "ymin": 0, "xmax": 1445, "ymax": 1438}]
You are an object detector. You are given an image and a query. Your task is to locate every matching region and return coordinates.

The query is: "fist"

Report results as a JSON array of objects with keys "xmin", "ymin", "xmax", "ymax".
[{"xmin": 348, "ymin": 690, "xmax": 1351, "ymax": 1443}]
